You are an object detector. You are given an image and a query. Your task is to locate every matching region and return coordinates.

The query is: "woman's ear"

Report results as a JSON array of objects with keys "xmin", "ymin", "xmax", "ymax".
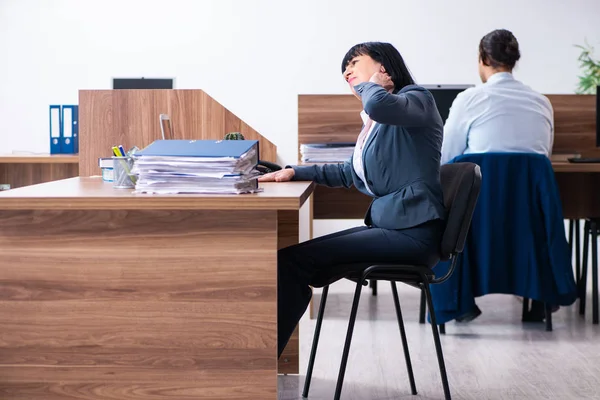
[{"xmin": 380, "ymin": 65, "xmax": 386, "ymax": 73}]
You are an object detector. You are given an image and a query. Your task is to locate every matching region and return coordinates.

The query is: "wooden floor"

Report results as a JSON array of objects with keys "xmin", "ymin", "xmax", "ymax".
[{"xmin": 279, "ymin": 279, "xmax": 600, "ymax": 400}]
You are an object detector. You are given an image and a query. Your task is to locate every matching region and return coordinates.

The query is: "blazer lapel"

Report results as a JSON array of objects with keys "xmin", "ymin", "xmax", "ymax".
[{"xmin": 362, "ymin": 122, "xmax": 379, "ymax": 156}]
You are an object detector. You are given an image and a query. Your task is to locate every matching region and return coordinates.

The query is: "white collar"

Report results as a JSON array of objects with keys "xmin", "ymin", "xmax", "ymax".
[
  {"xmin": 360, "ymin": 110, "xmax": 370, "ymax": 124},
  {"xmin": 486, "ymin": 72, "xmax": 514, "ymax": 84}
]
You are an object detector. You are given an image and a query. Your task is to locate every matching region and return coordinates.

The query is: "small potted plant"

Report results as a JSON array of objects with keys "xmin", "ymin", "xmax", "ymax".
[
  {"xmin": 224, "ymin": 132, "xmax": 245, "ymax": 140},
  {"xmin": 575, "ymin": 40, "xmax": 600, "ymax": 94}
]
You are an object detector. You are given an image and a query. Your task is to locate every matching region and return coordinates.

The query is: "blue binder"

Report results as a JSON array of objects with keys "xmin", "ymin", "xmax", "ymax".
[
  {"xmin": 136, "ymin": 139, "xmax": 259, "ymax": 158},
  {"xmin": 49, "ymin": 105, "xmax": 62, "ymax": 154},
  {"xmin": 61, "ymin": 105, "xmax": 78, "ymax": 154}
]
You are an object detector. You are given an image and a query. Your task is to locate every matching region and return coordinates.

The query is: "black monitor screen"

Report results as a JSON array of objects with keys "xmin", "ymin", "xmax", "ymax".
[
  {"xmin": 423, "ymin": 85, "xmax": 474, "ymax": 124},
  {"xmin": 597, "ymin": 85, "xmax": 599, "ymax": 147},
  {"xmin": 113, "ymin": 78, "xmax": 173, "ymax": 89}
]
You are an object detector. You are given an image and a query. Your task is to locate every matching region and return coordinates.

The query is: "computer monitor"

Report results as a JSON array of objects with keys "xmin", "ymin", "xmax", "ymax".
[
  {"xmin": 422, "ymin": 84, "xmax": 474, "ymax": 124},
  {"xmin": 112, "ymin": 77, "xmax": 174, "ymax": 89},
  {"xmin": 597, "ymin": 85, "xmax": 599, "ymax": 147}
]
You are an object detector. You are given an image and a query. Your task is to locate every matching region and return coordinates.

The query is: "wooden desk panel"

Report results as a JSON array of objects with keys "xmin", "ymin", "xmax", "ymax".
[
  {"xmin": 0, "ymin": 179, "xmax": 314, "ymax": 398},
  {"xmin": 277, "ymin": 209, "xmax": 300, "ymax": 372},
  {"xmin": 298, "ymin": 93, "xmax": 599, "ymax": 221},
  {"xmin": 546, "ymin": 95, "xmax": 597, "ymax": 153},
  {"xmin": 79, "ymin": 90, "xmax": 277, "ymax": 177},
  {"xmin": 298, "ymin": 95, "xmax": 362, "ymax": 144},
  {"xmin": 313, "ymin": 185, "xmax": 370, "ymax": 219},
  {"xmin": 310, "ymin": 162, "xmax": 600, "ymax": 221},
  {"xmin": 0, "ymin": 154, "xmax": 79, "ymax": 189},
  {"xmin": 298, "ymin": 94, "xmax": 597, "ymax": 154},
  {"xmin": 0, "ymin": 177, "xmax": 313, "ymax": 211},
  {"xmin": 555, "ymin": 173, "xmax": 600, "ymax": 219},
  {"xmin": 0, "ymin": 209, "xmax": 277, "ymax": 399}
]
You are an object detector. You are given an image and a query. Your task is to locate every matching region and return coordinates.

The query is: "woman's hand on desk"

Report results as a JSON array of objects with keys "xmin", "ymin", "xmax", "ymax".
[{"xmin": 258, "ymin": 168, "xmax": 295, "ymax": 182}]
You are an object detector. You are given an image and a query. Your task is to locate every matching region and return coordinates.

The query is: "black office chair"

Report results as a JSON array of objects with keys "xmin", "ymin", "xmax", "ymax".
[{"xmin": 303, "ymin": 163, "xmax": 482, "ymax": 400}]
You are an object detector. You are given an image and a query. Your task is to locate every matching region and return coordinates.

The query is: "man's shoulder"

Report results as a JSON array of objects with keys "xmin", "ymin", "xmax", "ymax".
[{"xmin": 457, "ymin": 85, "xmax": 484, "ymax": 100}]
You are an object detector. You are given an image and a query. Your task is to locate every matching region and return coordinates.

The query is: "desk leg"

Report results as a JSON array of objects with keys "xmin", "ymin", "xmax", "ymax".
[
  {"xmin": 0, "ymin": 209, "xmax": 278, "ymax": 399},
  {"xmin": 306, "ymin": 194, "xmax": 317, "ymax": 320},
  {"xmin": 278, "ymin": 209, "xmax": 300, "ymax": 374}
]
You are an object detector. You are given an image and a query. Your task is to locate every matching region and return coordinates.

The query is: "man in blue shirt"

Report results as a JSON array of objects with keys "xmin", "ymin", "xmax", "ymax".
[
  {"xmin": 439, "ymin": 29, "xmax": 557, "ymax": 322},
  {"xmin": 441, "ymin": 29, "xmax": 554, "ymax": 165}
]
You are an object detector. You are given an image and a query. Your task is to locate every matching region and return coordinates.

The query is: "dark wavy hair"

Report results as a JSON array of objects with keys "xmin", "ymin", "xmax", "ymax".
[
  {"xmin": 341, "ymin": 42, "xmax": 415, "ymax": 91},
  {"xmin": 479, "ymin": 29, "xmax": 521, "ymax": 70}
]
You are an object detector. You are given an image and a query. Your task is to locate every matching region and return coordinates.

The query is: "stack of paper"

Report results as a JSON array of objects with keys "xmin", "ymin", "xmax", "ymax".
[
  {"xmin": 132, "ymin": 140, "xmax": 261, "ymax": 195},
  {"xmin": 300, "ymin": 143, "xmax": 355, "ymax": 163}
]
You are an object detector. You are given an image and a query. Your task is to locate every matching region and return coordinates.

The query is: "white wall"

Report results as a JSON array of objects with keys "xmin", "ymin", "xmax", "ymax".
[{"xmin": 0, "ymin": 0, "xmax": 599, "ymax": 166}]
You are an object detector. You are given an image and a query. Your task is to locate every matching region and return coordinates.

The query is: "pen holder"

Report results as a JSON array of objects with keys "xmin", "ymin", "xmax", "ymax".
[{"xmin": 112, "ymin": 156, "xmax": 137, "ymax": 189}]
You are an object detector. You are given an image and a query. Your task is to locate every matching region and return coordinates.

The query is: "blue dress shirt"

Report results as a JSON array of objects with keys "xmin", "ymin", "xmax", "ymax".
[{"xmin": 440, "ymin": 72, "xmax": 554, "ymax": 164}]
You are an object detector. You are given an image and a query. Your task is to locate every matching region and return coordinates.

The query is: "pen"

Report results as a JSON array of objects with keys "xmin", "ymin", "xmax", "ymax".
[
  {"xmin": 111, "ymin": 146, "xmax": 136, "ymax": 184},
  {"xmin": 118, "ymin": 145, "xmax": 126, "ymax": 157}
]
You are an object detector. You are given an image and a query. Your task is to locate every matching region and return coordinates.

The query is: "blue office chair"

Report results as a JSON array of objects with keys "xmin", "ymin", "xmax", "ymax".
[
  {"xmin": 304, "ymin": 162, "xmax": 482, "ymax": 400},
  {"xmin": 425, "ymin": 153, "xmax": 578, "ymax": 331}
]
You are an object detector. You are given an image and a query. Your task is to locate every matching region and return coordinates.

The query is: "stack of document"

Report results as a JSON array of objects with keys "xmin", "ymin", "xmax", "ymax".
[
  {"xmin": 132, "ymin": 140, "xmax": 261, "ymax": 194},
  {"xmin": 300, "ymin": 143, "xmax": 355, "ymax": 163}
]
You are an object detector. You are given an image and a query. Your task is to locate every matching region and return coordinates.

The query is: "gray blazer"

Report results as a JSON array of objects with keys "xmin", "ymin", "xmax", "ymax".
[{"xmin": 292, "ymin": 82, "xmax": 447, "ymax": 230}]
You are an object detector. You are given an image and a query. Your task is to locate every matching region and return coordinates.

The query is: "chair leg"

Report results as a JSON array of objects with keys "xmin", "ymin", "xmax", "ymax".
[
  {"xmin": 302, "ymin": 285, "xmax": 329, "ymax": 398},
  {"xmin": 522, "ymin": 297, "xmax": 529, "ymax": 320},
  {"xmin": 580, "ymin": 220, "xmax": 590, "ymax": 316},
  {"xmin": 569, "ymin": 218, "xmax": 574, "ymax": 258},
  {"xmin": 419, "ymin": 290, "xmax": 426, "ymax": 324},
  {"xmin": 418, "ymin": 288, "xmax": 445, "ymax": 333},
  {"xmin": 333, "ymin": 279, "xmax": 364, "ymax": 400},
  {"xmin": 591, "ymin": 220, "xmax": 598, "ymax": 325},
  {"xmin": 370, "ymin": 279, "xmax": 378, "ymax": 296},
  {"xmin": 576, "ymin": 219, "xmax": 581, "ymax": 284},
  {"xmin": 545, "ymin": 303, "xmax": 552, "ymax": 332},
  {"xmin": 423, "ymin": 280, "xmax": 452, "ymax": 400},
  {"xmin": 390, "ymin": 282, "xmax": 417, "ymax": 395}
]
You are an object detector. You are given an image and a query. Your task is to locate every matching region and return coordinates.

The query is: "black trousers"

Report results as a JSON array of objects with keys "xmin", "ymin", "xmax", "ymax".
[{"xmin": 277, "ymin": 219, "xmax": 444, "ymax": 357}]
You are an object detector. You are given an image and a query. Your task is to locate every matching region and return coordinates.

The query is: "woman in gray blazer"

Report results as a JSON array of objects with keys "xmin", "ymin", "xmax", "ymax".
[{"xmin": 259, "ymin": 42, "xmax": 447, "ymax": 357}]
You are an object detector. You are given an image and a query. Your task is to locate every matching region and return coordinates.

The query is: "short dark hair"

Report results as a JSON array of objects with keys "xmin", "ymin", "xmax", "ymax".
[
  {"xmin": 341, "ymin": 42, "xmax": 415, "ymax": 91},
  {"xmin": 479, "ymin": 29, "xmax": 521, "ymax": 70}
]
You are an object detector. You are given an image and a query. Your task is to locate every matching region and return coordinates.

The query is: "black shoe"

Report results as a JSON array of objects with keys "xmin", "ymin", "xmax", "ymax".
[{"xmin": 455, "ymin": 305, "xmax": 482, "ymax": 323}]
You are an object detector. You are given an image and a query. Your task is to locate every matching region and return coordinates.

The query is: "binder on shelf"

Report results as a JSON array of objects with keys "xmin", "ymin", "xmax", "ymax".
[
  {"xmin": 61, "ymin": 105, "xmax": 78, "ymax": 154},
  {"xmin": 49, "ymin": 105, "xmax": 62, "ymax": 154}
]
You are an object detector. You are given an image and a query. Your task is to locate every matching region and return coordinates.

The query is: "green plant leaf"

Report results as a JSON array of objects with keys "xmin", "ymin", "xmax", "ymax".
[{"xmin": 575, "ymin": 40, "xmax": 600, "ymax": 94}]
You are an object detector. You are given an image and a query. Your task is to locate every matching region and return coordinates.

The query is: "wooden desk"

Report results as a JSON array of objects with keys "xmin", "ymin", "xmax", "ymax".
[
  {"xmin": 0, "ymin": 177, "xmax": 314, "ymax": 399},
  {"xmin": 0, "ymin": 154, "xmax": 79, "ymax": 189},
  {"xmin": 308, "ymin": 160, "xmax": 600, "ymax": 220},
  {"xmin": 552, "ymin": 160, "xmax": 600, "ymax": 219},
  {"xmin": 298, "ymin": 93, "xmax": 599, "ymax": 220}
]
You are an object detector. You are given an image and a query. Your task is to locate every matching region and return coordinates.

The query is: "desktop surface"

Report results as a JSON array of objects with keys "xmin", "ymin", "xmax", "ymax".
[
  {"xmin": 0, "ymin": 177, "xmax": 314, "ymax": 210},
  {"xmin": 0, "ymin": 154, "xmax": 79, "ymax": 164}
]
